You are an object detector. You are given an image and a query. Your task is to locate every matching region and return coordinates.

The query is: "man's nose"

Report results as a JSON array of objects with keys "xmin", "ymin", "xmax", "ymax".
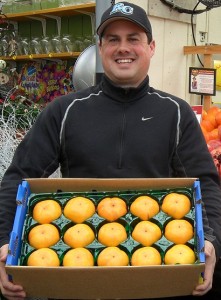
[{"xmin": 118, "ymin": 39, "xmax": 130, "ymax": 52}]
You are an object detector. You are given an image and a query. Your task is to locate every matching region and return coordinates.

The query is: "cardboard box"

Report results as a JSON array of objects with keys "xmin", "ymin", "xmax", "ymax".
[{"xmin": 6, "ymin": 178, "xmax": 205, "ymax": 299}]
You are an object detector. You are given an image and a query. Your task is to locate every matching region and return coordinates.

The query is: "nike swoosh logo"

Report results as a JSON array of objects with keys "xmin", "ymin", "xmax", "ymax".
[{"xmin": 142, "ymin": 117, "xmax": 153, "ymax": 121}]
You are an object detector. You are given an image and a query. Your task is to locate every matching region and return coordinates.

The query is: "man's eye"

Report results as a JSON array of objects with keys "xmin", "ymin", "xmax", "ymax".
[
  {"xmin": 129, "ymin": 38, "xmax": 140, "ymax": 44},
  {"xmin": 109, "ymin": 38, "xmax": 118, "ymax": 43}
]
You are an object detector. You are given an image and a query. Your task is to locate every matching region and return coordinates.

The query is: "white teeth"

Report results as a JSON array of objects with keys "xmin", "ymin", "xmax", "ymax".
[{"xmin": 117, "ymin": 59, "xmax": 132, "ymax": 64}]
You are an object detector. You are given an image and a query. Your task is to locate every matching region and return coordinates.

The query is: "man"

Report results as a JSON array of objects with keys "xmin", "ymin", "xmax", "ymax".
[{"xmin": 0, "ymin": 2, "xmax": 221, "ymax": 299}]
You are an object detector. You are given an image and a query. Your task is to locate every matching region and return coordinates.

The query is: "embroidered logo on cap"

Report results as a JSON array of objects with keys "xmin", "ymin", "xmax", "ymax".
[{"xmin": 110, "ymin": 3, "xmax": 134, "ymax": 16}]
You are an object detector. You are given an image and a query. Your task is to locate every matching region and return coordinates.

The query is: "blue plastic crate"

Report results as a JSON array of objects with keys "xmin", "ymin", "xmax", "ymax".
[
  {"xmin": 6, "ymin": 181, "xmax": 31, "ymax": 266},
  {"xmin": 193, "ymin": 180, "xmax": 205, "ymax": 263}
]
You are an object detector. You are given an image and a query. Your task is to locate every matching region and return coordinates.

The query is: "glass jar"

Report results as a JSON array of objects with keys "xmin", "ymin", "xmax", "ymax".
[
  {"xmin": 1, "ymin": 37, "xmax": 9, "ymax": 56},
  {"xmin": 8, "ymin": 35, "xmax": 19, "ymax": 56},
  {"xmin": 59, "ymin": 0, "xmax": 79, "ymax": 6},
  {"xmin": 51, "ymin": 36, "xmax": 64, "ymax": 53},
  {"xmin": 15, "ymin": 36, "xmax": 24, "ymax": 56},
  {"xmin": 20, "ymin": 37, "xmax": 30, "ymax": 55},
  {"xmin": 81, "ymin": 0, "xmax": 95, "ymax": 3},
  {"xmin": 1, "ymin": 0, "xmax": 13, "ymax": 14},
  {"xmin": 32, "ymin": 0, "xmax": 41, "ymax": 10},
  {"xmin": 61, "ymin": 34, "xmax": 73, "ymax": 52},
  {"xmin": 29, "ymin": 37, "xmax": 43, "ymax": 54},
  {"xmin": 41, "ymin": 0, "xmax": 59, "ymax": 9},
  {"xmin": 73, "ymin": 36, "xmax": 84, "ymax": 52},
  {"xmin": 83, "ymin": 35, "xmax": 93, "ymax": 49},
  {"xmin": 40, "ymin": 36, "xmax": 54, "ymax": 54},
  {"xmin": 12, "ymin": 0, "xmax": 33, "ymax": 13},
  {"xmin": 0, "ymin": 43, "xmax": 3, "ymax": 57}
]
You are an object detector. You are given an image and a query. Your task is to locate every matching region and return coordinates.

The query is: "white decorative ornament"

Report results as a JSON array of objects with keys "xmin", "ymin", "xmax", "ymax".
[
  {"xmin": 0, "ymin": 73, "xmax": 9, "ymax": 84},
  {"xmin": 0, "ymin": 60, "xmax": 7, "ymax": 70}
]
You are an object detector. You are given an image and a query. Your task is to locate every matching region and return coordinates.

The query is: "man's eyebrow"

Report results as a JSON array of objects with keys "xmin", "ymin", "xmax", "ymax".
[
  {"xmin": 104, "ymin": 32, "xmax": 140, "ymax": 38},
  {"xmin": 128, "ymin": 32, "xmax": 140, "ymax": 37},
  {"xmin": 104, "ymin": 33, "xmax": 119, "ymax": 38}
]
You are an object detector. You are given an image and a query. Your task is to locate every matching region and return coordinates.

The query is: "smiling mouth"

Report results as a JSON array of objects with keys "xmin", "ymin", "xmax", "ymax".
[{"xmin": 116, "ymin": 59, "xmax": 134, "ymax": 64}]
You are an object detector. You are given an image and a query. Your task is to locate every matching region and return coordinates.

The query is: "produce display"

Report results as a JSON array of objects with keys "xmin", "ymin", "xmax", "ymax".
[
  {"xmin": 200, "ymin": 106, "xmax": 221, "ymax": 176},
  {"xmin": 14, "ymin": 188, "xmax": 202, "ymax": 267}
]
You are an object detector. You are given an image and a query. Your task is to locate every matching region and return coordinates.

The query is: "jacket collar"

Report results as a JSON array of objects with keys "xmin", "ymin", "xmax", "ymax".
[{"xmin": 100, "ymin": 74, "xmax": 150, "ymax": 103}]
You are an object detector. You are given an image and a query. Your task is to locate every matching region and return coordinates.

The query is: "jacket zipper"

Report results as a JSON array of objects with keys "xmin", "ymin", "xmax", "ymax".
[{"xmin": 118, "ymin": 104, "xmax": 126, "ymax": 169}]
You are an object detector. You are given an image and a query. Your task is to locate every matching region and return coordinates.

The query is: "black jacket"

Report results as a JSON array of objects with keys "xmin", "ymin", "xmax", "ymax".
[{"xmin": 1, "ymin": 75, "xmax": 221, "ymax": 258}]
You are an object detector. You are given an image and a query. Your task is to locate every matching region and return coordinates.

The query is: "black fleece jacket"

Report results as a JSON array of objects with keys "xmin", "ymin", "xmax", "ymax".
[{"xmin": 1, "ymin": 75, "xmax": 221, "ymax": 259}]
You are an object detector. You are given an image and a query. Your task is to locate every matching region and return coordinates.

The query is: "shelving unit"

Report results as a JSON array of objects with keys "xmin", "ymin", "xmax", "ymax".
[
  {"xmin": 0, "ymin": 2, "xmax": 95, "ymax": 61},
  {"xmin": 0, "ymin": 2, "xmax": 96, "ymax": 106},
  {"xmin": 1, "ymin": 3, "xmax": 95, "ymax": 20},
  {"xmin": 184, "ymin": 45, "xmax": 221, "ymax": 111},
  {"xmin": 0, "ymin": 52, "xmax": 81, "ymax": 61}
]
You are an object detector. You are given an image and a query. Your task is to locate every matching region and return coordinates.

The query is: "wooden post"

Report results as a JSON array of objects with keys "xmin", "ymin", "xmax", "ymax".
[{"xmin": 203, "ymin": 53, "xmax": 213, "ymax": 111}]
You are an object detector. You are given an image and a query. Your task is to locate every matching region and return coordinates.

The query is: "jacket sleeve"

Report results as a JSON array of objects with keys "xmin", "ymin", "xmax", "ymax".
[
  {"xmin": 172, "ymin": 101, "xmax": 221, "ymax": 260},
  {"xmin": 0, "ymin": 97, "xmax": 65, "ymax": 247}
]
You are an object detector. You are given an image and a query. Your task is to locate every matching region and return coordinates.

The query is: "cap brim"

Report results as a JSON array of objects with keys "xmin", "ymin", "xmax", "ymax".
[{"xmin": 97, "ymin": 16, "xmax": 148, "ymax": 36}]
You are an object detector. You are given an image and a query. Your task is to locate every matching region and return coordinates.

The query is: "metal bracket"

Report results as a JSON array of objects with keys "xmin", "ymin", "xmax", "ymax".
[
  {"xmin": 41, "ymin": 14, "xmax": 61, "ymax": 37},
  {"xmin": 26, "ymin": 16, "xmax": 46, "ymax": 37},
  {"xmin": 75, "ymin": 10, "xmax": 95, "ymax": 35}
]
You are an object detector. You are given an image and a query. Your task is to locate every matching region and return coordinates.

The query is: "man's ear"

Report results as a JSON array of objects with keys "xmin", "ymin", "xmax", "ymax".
[
  {"xmin": 149, "ymin": 40, "xmax": 155, "ymax": 58},
  {"xmin": 98, "ymin": 39, "xmax": 103, "ymax": 56}
]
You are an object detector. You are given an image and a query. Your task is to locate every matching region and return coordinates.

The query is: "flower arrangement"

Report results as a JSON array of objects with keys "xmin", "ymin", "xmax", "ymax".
[
  {"xmin": 0, "ymin": 87, "xmax": 43, "ymax": 131},
  {"xmin": 0, "ymin": 59, "xmax": 71, "ymax": 179},
  {"xmin": 0, "ymin": 87, "xmax": 43, "ymax": 179}
]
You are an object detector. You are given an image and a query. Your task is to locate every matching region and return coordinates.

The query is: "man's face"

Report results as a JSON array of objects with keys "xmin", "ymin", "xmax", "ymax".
[{"xmin": 99, "ymin": 20, "xmax": 155, "ymax": 87}]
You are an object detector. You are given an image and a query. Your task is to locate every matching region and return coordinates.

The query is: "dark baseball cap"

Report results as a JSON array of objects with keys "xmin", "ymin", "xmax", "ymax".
[{"xmin": 97, "ymin": 2, "xmax": 152, "ymax": 39}]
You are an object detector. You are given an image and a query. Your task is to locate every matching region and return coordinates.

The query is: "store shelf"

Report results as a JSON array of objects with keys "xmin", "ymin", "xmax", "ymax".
[
  {"xmin": 0, "ymin": 3, "xmax": 95, "ymax": 106},
  {"xmin": 0, "ymin": 52, "xmax": 81, "ymax": 61},
  {"xmin": 2, "ymin": 3, "xmax": 95, "ymax": 21},
  {"xmin": 0, "ymin": 3, "xmax": 95, "ymax": 62},
  {"xmin": 184, "ymin": 45, "xmax": 221, "ymax": 55}
]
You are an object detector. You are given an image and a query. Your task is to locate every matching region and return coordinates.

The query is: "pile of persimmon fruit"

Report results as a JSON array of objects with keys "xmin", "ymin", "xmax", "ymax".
[
  {"xmin": 25, "ymin": 193, "xmax": 196, "ymax": 268},
  {"xmin": 200, "ymin": 106, "xmax": 221, "ymax": 143},
  {"xmin": 200, "ymin": 106, "xmax": 221, "ymax": 176}
]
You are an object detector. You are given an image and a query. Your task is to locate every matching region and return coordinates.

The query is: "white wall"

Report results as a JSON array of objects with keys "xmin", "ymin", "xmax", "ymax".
[
  {"xmin": 115, "ymin": 0, "xmax": 221, "ymax": 106},
  {"xmin": 149, "ymin": 17, "xmax": 188, "ymax": 101},
  {"xmin": 196, "ymin": 4, "xmax": 221, "ymax": 105}
]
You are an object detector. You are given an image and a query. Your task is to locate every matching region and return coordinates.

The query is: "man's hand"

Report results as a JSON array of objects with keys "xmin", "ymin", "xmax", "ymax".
[
  {"xmin": 192, "ymin": 240, "xmax": 216, "ymax": 296},
  {"xmin": 0, "ymin": 244, "xmax": 26, "ymax": 300}
]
